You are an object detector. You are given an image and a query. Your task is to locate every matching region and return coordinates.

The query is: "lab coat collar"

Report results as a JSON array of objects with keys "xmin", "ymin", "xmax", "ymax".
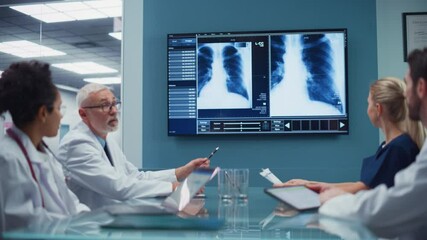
[
  {"xmin": 9, "ymin": 126, "xmax": 46, "ymax": 164},
  {"xmin": 77, "ymin": 121, "xmax": 109, "ymax": 148},
  {"xmin": 96, "ymin": 135, "xmax": 106, "ymax": 148}
]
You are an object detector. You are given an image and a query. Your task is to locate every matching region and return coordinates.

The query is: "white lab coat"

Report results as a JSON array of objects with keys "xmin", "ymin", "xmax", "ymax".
[
  {"xmin": 57, "ymin": 121, "xmax": 176, "ymax": 210},
  {"xmin": 319, "ymin": 140, "xmax": 427, "ymax": 239},
  {"xmin": 0, "ymin": 127, "xmax": 89, "ymax": 231}
]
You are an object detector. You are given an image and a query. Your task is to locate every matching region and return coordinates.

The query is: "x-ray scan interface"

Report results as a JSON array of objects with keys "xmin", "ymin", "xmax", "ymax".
[{"xmin": 167, "ymin": 29, "xmax": 348, "ymax": 135}]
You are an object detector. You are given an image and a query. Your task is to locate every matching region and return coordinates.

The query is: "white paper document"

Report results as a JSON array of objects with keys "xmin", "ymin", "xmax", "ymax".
[{"xmin": 260, "ymin": 168, "xmax": 282, "ymax": 184}]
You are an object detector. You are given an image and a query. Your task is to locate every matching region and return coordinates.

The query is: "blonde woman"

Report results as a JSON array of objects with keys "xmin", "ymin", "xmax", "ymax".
[{"xmin": 277, "ymin": 77, "xmax": 426, "ymax": 193}]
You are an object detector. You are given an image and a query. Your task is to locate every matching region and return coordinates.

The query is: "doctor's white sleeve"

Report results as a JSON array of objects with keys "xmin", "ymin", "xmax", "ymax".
[
  {"xmin": 121, "ymin": 154, "xmax": 177, "ymax": 182},
  {"xmin": 319, "ymin": 150, "xmax": 427, "ymax": 237},
  {"xmin": 61, "ymin": 139, "xmax": 173, "ymax": 200},
  {"xmin": 49, "ymin": 158, "xmax": 90, "ymax": 213}
]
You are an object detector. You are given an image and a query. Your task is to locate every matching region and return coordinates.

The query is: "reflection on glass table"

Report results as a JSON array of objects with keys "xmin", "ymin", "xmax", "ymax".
[
  {"xmin": 1, "ymin": 187, "xmax": 379, "ymax": 240},
  {"xmin": 2, "ymin": 210, "xmax": 114, "ymax": 239},
  {"xmin": 217, "ymin": 198, "xmax": 250, "ymax": 237},
  {"xmin": 259, "ymin": 203, "xmax": 376, "ymax": 240}
]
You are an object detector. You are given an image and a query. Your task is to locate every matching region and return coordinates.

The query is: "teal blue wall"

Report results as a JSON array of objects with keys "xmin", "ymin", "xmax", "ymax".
[{"xmin": 142, "ymin": 0, "xmax": 378, "ymax": 186}]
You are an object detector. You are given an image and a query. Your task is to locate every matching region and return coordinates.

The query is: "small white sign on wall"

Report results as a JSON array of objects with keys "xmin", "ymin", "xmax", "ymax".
[{"xmin": 403, "ymin": 12, "xmax": 427, "ymax": 61}]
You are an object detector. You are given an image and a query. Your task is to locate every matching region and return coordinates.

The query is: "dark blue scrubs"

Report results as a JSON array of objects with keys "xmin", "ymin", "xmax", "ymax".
[{"xmin": 360, "ymin": 133, "xmax": 419, "ymax": 188}]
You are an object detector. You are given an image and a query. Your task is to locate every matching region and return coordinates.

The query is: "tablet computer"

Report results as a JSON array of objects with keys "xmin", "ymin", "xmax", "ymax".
[{"xmin": 264, "ymin": 186, "xmax": 320, "ymax": 211}]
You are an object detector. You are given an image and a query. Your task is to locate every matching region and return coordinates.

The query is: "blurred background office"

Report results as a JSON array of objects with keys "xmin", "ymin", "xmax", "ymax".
[{"xmin": 0, "ymin": 0, "xmax": 123, "ymax": 152}]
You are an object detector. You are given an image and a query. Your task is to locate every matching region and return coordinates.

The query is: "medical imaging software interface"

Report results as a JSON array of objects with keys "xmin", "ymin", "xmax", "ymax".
[{"xmin": 167, "ymin": 29, "xmax": 348, "ymax": 135}]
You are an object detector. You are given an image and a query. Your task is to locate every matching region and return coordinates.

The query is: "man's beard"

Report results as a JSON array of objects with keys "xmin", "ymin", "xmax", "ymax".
[
  {"xmin": 106, "ymin": 123, "xmax": 118, "ymax": 132},
  {"xmin": 106, "ymin": 118, "xmax": 119, "ymax": 132},
  {"xmin": 107, "ymin": 125, "xmax": 118, "ymax": 132},
  {"xmin": 408, "ymin": 95, "xmax": 422, "ymax": 121}
]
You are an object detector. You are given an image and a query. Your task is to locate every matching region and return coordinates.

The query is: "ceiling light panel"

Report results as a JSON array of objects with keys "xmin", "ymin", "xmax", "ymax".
[
  {"xmin": 66, "ymin": 9, "xmax": 107, "ymax": 20},
  {"xmin": 10, "ymin": 0, "xmax": 122, "ymax": 23},
  {"xmin": 0, "ymin": 40, "xmax": 66, "ymax": 58},
  {"xmin": 109, "ymin": 32, "xmax": 122, "ymax": 40},
  {"xmin": 55, "ymin": 84, "xmax": 79, "ymax": 93},
  {"xmin": 96, "ymin": 6, "xmax": 122, "ymax": 17},
  {"xmin": 84, "ymin": 0, "xmax": 122, "ymax": 8},
  {"xmin": 84, "ymin": 77, "xmax": 121, "ymax": 84},
  {"xmin": 46, "ymin": 2, "xmax": 90, "ymax": 12},
  {"xmin": 10, "ymin": 4, "xmax": 56, "ymax": 15},
  {"xmin": 53, "ymin": 62, "xmax": 118, "ymax": 74},
  {"xmin": 31, "ymin": 12, "xmax": 75, "ymax": 23}
]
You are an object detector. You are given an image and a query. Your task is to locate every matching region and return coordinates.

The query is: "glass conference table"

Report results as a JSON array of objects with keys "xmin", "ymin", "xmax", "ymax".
[{"xmin": 1, "ymin": 187, "xmax": 376, "ymax": 240}]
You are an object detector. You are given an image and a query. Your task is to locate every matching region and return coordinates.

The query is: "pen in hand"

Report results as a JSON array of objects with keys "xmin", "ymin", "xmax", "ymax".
[
  {"xmin": 194, "ymin": 147, "xmax": 219, "ymax": 198},
  {"xmin": 207, "ymin": 146, "xmax": 219, "ymax": 159}
]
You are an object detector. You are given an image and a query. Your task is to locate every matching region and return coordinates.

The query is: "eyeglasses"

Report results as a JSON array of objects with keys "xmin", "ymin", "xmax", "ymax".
[{"xmin": 83, "ymin": 101, "xmax": 121, "ymax": 113}]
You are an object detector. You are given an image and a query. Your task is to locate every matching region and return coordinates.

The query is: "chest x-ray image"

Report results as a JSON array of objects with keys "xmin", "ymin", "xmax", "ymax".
[
  {"xmin": 270, "ymin": 33, "xmax": 345, "ymax": 117},
  {"xmin": 197, "ymin": 42, "xmax": 252, "ymax": 109}
]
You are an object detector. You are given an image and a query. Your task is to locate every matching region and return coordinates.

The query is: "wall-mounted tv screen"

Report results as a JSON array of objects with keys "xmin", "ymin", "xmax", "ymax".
[{"xmin": 167, "ymin": 29, "xmax": 348, "ymax": 135}]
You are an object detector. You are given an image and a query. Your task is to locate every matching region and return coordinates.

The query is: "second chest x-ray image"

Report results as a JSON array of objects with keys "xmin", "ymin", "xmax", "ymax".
[
  {"xmin": 270, "ymin": 33, "xmax": 346, "ymax": 117},
  {"xmin": 197, "ymin": 42, "xmax": 253, "ymax": 109}
]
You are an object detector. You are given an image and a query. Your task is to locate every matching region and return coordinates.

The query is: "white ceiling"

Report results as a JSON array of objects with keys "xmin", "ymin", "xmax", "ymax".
[{"xmin": 0, "ymin": 0, "xmax": 121, "ymax": 94}]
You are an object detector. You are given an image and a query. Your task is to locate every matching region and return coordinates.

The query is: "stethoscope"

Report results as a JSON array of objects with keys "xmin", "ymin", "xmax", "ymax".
[
  {"xmin": 6, "ymin": 128, "xmax": 72, "ymax": 208},
  {"xmin": 41, "ymin": 141, "xmax": 72, "ymax": 182}
]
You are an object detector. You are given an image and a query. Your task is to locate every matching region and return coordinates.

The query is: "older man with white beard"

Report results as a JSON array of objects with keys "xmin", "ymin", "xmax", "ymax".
[{"xmin": 58, "ymin": 83, "xmax": 209, "ymax": 209}]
